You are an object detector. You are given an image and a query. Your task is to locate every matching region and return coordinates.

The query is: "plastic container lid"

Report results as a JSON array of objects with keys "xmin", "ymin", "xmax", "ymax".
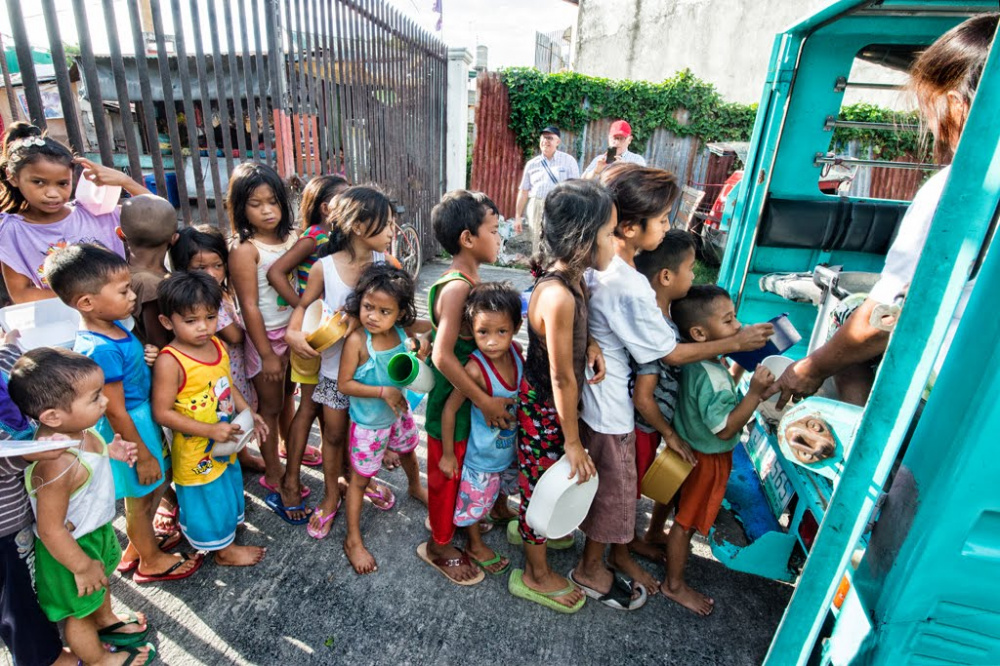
[{"xmin": 0, "ymin": 299, "xmax": 81, "ymax": 350}]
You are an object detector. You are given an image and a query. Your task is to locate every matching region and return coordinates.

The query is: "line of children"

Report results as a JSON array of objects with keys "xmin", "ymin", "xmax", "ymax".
[{"xmin": 44, "ymin": 244, "xmax": 204, "ymax": 585}]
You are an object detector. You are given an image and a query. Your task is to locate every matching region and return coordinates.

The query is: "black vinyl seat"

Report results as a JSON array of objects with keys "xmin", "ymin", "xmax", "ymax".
[{"xmin": 757, "ymin": 198, "xmax": 908, "ymax": 253}]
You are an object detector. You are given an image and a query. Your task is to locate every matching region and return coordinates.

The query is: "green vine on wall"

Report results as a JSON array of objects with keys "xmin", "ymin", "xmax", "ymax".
[{"xmin": 500, "ymin": 67, "xmax": 925, "ymax": 162}]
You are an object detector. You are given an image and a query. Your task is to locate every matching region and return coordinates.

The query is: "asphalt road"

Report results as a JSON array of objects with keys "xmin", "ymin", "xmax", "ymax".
[{"xmin": 2, "ymin": 262, "xmax": 793, "ymax": 666}]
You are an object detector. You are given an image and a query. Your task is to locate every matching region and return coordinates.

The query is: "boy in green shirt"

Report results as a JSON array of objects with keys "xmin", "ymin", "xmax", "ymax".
[{"xmin": 666, "ymin": 285, "xmax": 774, "ymax": 616}]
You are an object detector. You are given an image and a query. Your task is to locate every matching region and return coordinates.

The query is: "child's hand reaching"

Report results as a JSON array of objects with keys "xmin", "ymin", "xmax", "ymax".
[
  {"xmin": 438, "ymin": 452, "xmax": 459, "ymax": 479},
  {"xmin": 481, "ymin": 396, "xmax": 515, "ymax": 430},
  {"xmin": 749, "ymin": 366, "xmax": 775, "ymax": 398},
  {"xmin": 143, "ymin": 344, "xmax": 159, "ymax": 367},
  {"xmin": 405, "ymin": 334, "xmax": 432, "ymax": 361},
  {"xmin": 108, "ymin": 434, "xmax": 138, "ymax": 466},
  {"xmin": 73, "ymin": 157, "xmax": 130, "ymax": 189},
  {"xmin": 665, "ymin": 433, "xmax": 698, "ymax": 466},
  {"xmin": 564, "ymin": 441, "xmax": 597, "ymax": 484},
  {"xmin": 209, "ymin": 422, "xmax": 241, "ymax": 444},
  {"xmin": 586, "ymin": 340, "xmax": 606, "ymax": 384},
  {"xmin": 73, "ymin": 557, "xmax": 109, "ymax": 597},
  {"xmin": 733, "ymin": 323, "xmax": 775, "ymax": 351},
  {"xmin": 135, "ymin": 456, "xmax": 162, "ymax": 486},
  {"xmin": 251, "ymin": 412, "xmax": 269, "ymax": 441},
  {"xmin": 285, "ymin": 327, "xmax": 319, "ymax": 359},
  {"xmin": 1, "ymin": 329, "xmax": 19, "ymax": 347},
  {"xmin": 381, "ymin": 386, "xmax": 408, "ymax": 417}
]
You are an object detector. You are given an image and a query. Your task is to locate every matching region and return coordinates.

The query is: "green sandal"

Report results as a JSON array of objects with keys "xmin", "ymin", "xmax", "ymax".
[
  {"xmin": 506, "ymin": 520, "xmax": 575, "ymax": 550},
  {"xmin": 470, "ymin": 552, "xmax": 511, "ymax": 575},
  {"xmin": 508, "ymin": 569, "xmax": 585, "ymax": 614},
  {"xmin": 97, "ymin": 612, "xmax": 149, "ymax": 647},
  {"xmin": 109, "ymin": 641, "xmax": 157, "ymax": 665}
]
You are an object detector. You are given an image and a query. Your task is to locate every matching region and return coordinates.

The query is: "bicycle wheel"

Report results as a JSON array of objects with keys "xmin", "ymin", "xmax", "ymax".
[{"xmin": 396, "ymin": 223, "xmax": 422, "ymax": 279}]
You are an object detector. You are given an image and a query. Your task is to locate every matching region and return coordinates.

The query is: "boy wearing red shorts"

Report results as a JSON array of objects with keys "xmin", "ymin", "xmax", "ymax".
[
  {"xmin": 666, "ymin": 285, "xmax": 774, "ymax": 616},
  {"xmin": 419, "ymin": 191, "xmax": 507, "ymax": 586}
]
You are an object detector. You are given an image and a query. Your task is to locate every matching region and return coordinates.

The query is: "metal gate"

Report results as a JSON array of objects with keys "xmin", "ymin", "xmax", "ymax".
[{"xmin": 2, "ymin": 0, "xmax": 446, "ymax": 250}]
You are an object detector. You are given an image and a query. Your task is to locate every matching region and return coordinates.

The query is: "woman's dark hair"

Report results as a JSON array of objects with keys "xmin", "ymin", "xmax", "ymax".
[
  {"xmin": 226, "ymin": 162, "xmax": 294, "ymax": 242},
  {"xmin": 0, "ymin": 122, "xmax": 74, "ymax": 214},
  {"xmin": 344, "ymin": 263, "xmax": 417, "ymax": 327},
  {"xmin": 157, "ymin": 270, "xmax": 223, "ymax": 318},
  {"xmin": 604, "ymin": 166, "xmax": 680, "ymax": 234},
  {"xmin": 319, "ymin": 185, "xmax": 393, "ymax": 260},
  {"xmin": 530, "ymin": 179, "xmax": 614, "ymax": 280},
  {"xmin": 169, "ymin": 225, "xmax": 231, "ymax": 291},
  {"xmin": 911, "ymin": 13, "xmax": 999, "ymax": 164},
  {"xmin": 299, "ymin": 174, "xmax": 349, "ymax": 232},
  {"xmin": 464, "ymin": 282, "xmax": 522, "ymax": 328}
]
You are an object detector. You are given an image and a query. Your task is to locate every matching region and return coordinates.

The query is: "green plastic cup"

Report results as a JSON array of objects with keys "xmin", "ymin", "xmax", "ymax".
[{"xmin": 387, "ymin": 352, "xmax": 436, "ymax": 393}]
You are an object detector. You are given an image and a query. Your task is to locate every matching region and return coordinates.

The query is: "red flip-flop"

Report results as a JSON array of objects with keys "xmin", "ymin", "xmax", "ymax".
[
  {"xmin": 259, "ymin": 476, "xmax": 311, "ymax": 498},
  {"xmin": 133, "ymin": 552, "xmax": 204, "ymax": 584},
  {"xmin": 279, "ymin": 444, "xmax": 323, "ymax": 467},
  {"xmin": 116, "ymin": 531, "xmax": 182, "ymax": 574}
]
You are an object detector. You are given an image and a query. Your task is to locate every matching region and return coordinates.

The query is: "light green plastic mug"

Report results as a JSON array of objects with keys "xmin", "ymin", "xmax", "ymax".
[{"xmin": 387, "ymin": 352, "xmax": 436, "ymax": 393}]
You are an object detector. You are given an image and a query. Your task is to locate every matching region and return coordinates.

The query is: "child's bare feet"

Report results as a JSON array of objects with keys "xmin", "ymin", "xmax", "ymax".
[
  {"xmin": 612, "ymin": 544, "xmax": 663, "ymax": 594},
  {"xmin": 627, "ymin": 536, "xmax": 666, "ymax": 563},
  {"xmin": 103, "ymin": 644, "xmax": 153, "ymax": 666},
  {"xmin": 643, "ymin": 528, "xmax": 669, "ymax": 546},
  {"xmin": 522, "ymin": 568, "xmax": 585, "ymax": 609},
  {"xmin": 344, "ymin": 536, "xmax": 377, "ymax": 574},
  {"xmin": 237, "ymin": 447, "xmax": 267, "ymax": 473},
  {"xmin": 408, "ymin": 482, "xmax": 428, "ymax": 506},
  {"xmin": 661, "ymin": 580, "xmax": 715, "ymax": 615},
  {"xmin": 95, "ymin": 610, "xmax": 147, "ymax": 637},
  {"xmin": 382, "ymin": 450, "xmax": 401, "ymax": 470},
  {"xmin": 214, "ymin": 544, "xmax": 267, "ymax": 567},
  {"xmin": 489, "ymin": 501, "xmax": 517, "ymax": 523},
  {"xmin": 425, "ymin": 541, "xmax": 479, "ymax": 583},
  {"xmin": 279, "ymin": 479, "xmax": 309, "ymax": 522},
  {"xmin": 152, "ymin": 497, "xmax": 177, "ymax": 534},
  {"xmin": 467, "ymin": 543, "xmax": 509, "ymax": 574}
]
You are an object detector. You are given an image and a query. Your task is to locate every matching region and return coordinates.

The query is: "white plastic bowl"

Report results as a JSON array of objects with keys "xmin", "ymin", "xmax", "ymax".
[
  {"xmin": 525, "ymin": 455, "xmax": 599, "ymax": 539},
  {"xmin": 0, "ymin": 299, "xmax": 81, "ymax": 350},
  {"xmin": 211, "ymin": 409, "xmax": 255, "ymax": 457},
  {"xmin": 757, "ymin": 355, "xmax": 795, "ymax": 422}
]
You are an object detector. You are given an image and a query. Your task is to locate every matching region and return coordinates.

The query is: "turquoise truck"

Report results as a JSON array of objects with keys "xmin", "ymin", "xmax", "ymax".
[{"xmin": 710, "ymin": 2, "xmax": 1000, "ymax": 663}]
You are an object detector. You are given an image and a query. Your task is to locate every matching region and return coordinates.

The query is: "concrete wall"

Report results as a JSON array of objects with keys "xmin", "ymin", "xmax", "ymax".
[{"xmin": 573, "ymin": 0, "xmax": 831, "ymax": 104}]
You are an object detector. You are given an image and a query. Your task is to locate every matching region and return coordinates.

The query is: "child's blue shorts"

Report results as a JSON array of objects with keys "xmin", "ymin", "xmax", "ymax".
[
  {"xmin": 99, "ymin": 401, "xmax": 170, "ymax": 499},
  {"xmin": 176, "ymin": 462, "xmax": 244, "ymax": 551}
]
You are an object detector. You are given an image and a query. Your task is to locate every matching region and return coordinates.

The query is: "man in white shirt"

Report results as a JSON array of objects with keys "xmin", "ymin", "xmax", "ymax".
[
  {"xmin": 582, "ymin": 120, "xmax": 647, "ymax": 180},
  {"xmin": 514, "ymin": 126, "xmax": 580, "ymax": 254}
]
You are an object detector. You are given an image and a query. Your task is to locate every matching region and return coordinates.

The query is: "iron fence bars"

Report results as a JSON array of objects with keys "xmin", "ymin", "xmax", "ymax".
[
  {"xmin": 125, "ymin": 0, "xmax": 169, "ymax": 202},
  {"xmin": 206, "ymin": 0, "xmax": 236, "ymax": 179},
  {"xmin": 187, "ymin": 0, "xmax": 227, "ymax": 228},
  {"xmin": 251, "ymin": 0, "xmax": 274, "ymax": 167},
  {"xmin": 167, "ymin": 0, "xmax": 209, "ymax": 224},
  {"xmin": 222, "ymin": 1, "xmax": 249, "ymax": 163},
  {"xmin": 99, "ymin": 0, "xmax": 142, "ymax": 180},
  {"xmin": 0, "ymin": 0, "xmax": 445, "ymax": 243},
  {"xmin": 41, "ymin": 0, "xmax": 85, "ymax": 156},
  {"xmin": 71, "ymin": 0, "xmax": 114, "ymax": 165},
  {"xmin": 6, "ymin": 0, "xmax": 44, "ymax": 128}
]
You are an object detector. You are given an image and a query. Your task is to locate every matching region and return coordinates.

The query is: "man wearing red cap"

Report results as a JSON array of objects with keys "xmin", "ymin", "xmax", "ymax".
[{"xmin": 583, "ymin": 120, "xmax": 647, "ymax": 179}]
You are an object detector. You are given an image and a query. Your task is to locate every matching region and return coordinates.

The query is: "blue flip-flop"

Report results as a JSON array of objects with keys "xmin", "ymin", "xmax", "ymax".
[{"xmin": 265, "ymin": 492, "xmax": 312, "ymax": 525}]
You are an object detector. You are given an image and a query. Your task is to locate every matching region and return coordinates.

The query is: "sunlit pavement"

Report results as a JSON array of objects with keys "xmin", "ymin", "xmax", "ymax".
[{"xmin": 13, "ymin": 262, "xmax": 791, "ymax": 666}]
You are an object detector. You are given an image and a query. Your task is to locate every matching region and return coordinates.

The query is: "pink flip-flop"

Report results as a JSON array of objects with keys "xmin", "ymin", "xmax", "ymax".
[
  {"xmin": 279, "ymin": 444, "xmax": 323, "ymax": 467},
  {"xmin": 258, "ymin": 476, "xmax": 311, "ymax": 499},
  {"xmin": 364, "ymin": 484, "xmax": 396, "ymax": 511},
  {"xmin": 306, "ymin": 498, "xmax": 343, "ymax": 539}
]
